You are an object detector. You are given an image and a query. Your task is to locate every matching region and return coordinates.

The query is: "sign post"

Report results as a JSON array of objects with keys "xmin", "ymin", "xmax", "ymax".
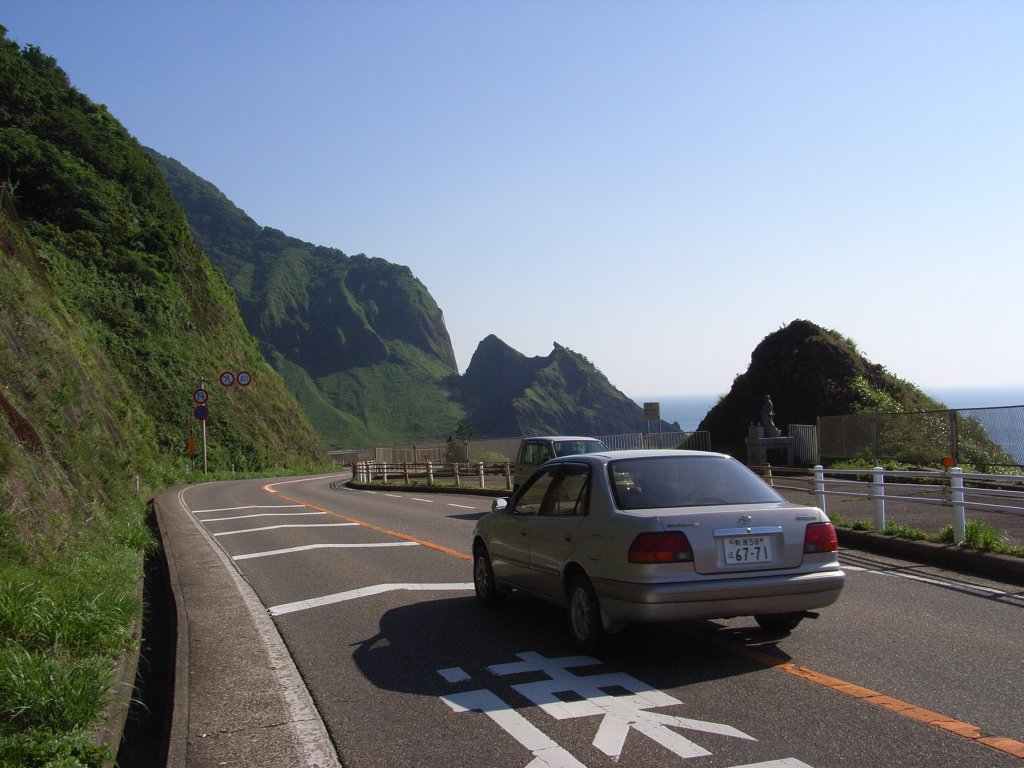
[
  {"xmin": 643, "ymin": 402, "xmax": 661, "ymax": 444},
  {"xmin": 193, "ymin": 379, "xmax": 209, "ymax": 475}
]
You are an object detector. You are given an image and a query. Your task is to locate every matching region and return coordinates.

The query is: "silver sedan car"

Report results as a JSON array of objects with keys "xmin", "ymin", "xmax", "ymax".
[{"xmin": 472, "ymin": 449, "xmax": 845, "ymax": 650}]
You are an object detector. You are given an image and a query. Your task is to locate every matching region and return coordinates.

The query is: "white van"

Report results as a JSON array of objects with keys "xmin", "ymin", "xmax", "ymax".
[{"xmin": 513, "ymin": 435, "xmax": 608, "ymax": 489}]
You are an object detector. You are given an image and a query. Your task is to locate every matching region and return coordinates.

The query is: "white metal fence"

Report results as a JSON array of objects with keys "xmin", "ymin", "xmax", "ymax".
[{"xmin": 761, "ymin": 464, "xmax": 1024, "ymax": 547}]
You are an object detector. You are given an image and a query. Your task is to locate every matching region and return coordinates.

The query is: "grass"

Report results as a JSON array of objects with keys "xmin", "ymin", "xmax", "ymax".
[{"xmin": 0, "ymin": 514, "xmax": 153, "ymax": 768}]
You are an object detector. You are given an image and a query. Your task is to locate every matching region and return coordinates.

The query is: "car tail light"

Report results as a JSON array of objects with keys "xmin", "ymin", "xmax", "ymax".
[
  {"xmin": 804, "ymin": 522, "xmax": 839, "ymax": 553},
  {"xmin": 629, "ymin": 532, "xmax": 693, "ymax": 563}
]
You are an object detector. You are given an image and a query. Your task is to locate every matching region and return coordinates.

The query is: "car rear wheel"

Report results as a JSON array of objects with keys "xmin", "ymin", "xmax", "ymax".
[
  {"xmin": 755, "ymin": 612, "xmax": 804, "ymax": 634},
  {"xmin": 568, "ymin": 574, "xmax": 604, "ymax": 653},
  {"xmin": 473, "ymin": 547, "xmax": 505, "ymax": 608}
]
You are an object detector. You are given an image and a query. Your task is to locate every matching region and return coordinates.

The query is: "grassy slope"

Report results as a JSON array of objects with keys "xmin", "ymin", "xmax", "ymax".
[{"xmin": 0, "ymin": 30, "xmax": 324, "ymax": 766}]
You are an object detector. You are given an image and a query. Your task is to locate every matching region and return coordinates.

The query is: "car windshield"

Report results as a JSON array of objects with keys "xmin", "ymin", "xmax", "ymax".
[
  {"xmin": 609, "ymin": 455, "xmax": 783, "ymax": 510},
  {"xmin": 554, "ymin": 440, "xmax": 607, "ymax": 457}
]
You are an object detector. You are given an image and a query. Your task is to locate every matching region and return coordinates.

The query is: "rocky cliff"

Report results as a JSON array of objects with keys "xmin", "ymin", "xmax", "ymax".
[{"xmin": 461, "ymin": 335, "xmax": 679, "ymax": 438}]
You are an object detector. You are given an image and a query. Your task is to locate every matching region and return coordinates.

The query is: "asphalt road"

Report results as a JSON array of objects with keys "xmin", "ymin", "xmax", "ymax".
[{"xmin": 159, "ymin": 473, "xmax": 1024, "ymax": 767}]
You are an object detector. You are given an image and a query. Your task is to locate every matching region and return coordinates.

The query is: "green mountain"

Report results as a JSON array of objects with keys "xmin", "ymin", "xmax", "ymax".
[
  {"xmin": 149, "ymin": 150, "xmax": 465, "ymax": 448},
  {"xmin": 460, "ymin": 335, "xmax": 677, "ymax": 437}
]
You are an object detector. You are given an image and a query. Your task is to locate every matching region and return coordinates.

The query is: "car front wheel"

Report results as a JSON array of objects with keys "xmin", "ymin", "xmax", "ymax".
[
  {"xmin": 568, "ymin": 574, "xmax": 604, "ymax": 653},
  {"xmin": 473, "ymin": 547, "xmax": 505, "ymax": 608}
]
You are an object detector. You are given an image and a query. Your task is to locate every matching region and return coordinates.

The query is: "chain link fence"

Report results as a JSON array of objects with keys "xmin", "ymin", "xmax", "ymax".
[{"xmin": 818, "ymin": 406, "xmax": 1024, "ymax": 469}]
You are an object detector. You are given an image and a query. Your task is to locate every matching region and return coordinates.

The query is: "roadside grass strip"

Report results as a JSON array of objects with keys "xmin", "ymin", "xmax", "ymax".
[
  {"xmin": 683, "ymin": 626, "xmax": 1024, "ymax": 760},
  {"xmin": 269, "ymin": 583, "xmax": 475, "ymax": 616}
]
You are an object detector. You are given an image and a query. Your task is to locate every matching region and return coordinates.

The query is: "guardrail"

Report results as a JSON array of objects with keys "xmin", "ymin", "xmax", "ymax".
[
  {"xmin": 353, "ymin": 460, "xmax": 514, "ymax": 490},
  {"xmin": 759, "ymin": 464, "xmax": 1024, "ymax": 546}
]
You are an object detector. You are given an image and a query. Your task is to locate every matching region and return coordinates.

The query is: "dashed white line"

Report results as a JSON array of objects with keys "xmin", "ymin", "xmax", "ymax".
[
  {"xmin": 192, "ymin": 504, "xmax": 306, "ymax": 514},
  {"xmin": 270, "ymin": 582, "xmax": 476, "ymax": 616},
  {"xmin": 214, "ymin": 523, "xmax": 358, "ymax": 537},
  {"xmin": 234, "ymin": 541, "xmax": 419, "ymax": 561},
  {"xmin": 201, "ymin": 511, "xmax": 326, "ymax": 523},
  {"xmin": 843, "ymin": 563, "xmax": 1022, "ymax": 600}
]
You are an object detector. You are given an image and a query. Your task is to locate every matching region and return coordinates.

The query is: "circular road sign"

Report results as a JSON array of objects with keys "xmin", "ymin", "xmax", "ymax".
[
  {"xmin": 219, "ymin": 371, "xmax": 236, "ymax": 387},
  {"xmin": 193, "ymin": 388, "xmax": 209, "ymax": 405},
  {"xmin": 237, "ymin": 371, "xmax": 252, "ymax": 387},
  {"xmin": 193, "ymin": 405, "xmax": 210, "ymax": 422}
]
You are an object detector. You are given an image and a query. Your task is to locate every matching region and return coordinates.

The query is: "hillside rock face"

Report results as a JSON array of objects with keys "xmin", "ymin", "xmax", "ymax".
[
  {"xmin": 150, "ymin": 152, "xmax": 457, "ymax": 377},
  {"xmin": 461, "ymin": 336, "xmax": 678, "ymax": 438},
  {"xmin": 151, "ymin": 151, "xmax": 466, "ymax": 447},
  {"xmin": 699, "ymin": 319, "xmax": 940, "ymax": 458}
]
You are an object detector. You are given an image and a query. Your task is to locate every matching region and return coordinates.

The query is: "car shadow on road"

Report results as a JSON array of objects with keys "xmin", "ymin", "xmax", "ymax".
[{"xmin": 350, "ymin": 592, "xmax": 795, "ymax": 701}]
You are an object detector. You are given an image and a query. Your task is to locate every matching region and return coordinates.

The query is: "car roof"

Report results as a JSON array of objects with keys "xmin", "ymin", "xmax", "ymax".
[{"xmin": 562, "ymin": 449, "xmax": 731, "ymax": 462}]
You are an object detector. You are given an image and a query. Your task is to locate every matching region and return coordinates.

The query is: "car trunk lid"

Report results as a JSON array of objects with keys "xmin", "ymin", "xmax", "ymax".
[{"xmin": 659, "ymin": 502, "xmax": 821, "ymax": 575}]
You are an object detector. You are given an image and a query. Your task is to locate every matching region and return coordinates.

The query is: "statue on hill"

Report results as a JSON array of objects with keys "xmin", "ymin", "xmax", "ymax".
[{"xmin": 761, "ymin": 395, "xmax": 781, "ymax": 437}]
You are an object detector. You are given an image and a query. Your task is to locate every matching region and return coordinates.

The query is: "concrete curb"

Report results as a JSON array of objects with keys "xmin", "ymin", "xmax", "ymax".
[
  {"xmin": 156, "ymin": 489, "xmax": 189, "ymax": 768},
  {"xmin": 153, "ymin": 485, "xmax": 341, "ymax": 768}
]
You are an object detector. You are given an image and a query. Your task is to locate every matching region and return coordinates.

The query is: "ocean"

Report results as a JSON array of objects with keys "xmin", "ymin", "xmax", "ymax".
[{"xmin": 631, "ymin": 394, "xmax": 721, "ymax": 432}]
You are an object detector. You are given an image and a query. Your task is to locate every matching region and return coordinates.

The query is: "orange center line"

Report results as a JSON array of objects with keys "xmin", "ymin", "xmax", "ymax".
[{"xmin": 681, "ymin": 627, "xmax": 1024, "ymax": 760}]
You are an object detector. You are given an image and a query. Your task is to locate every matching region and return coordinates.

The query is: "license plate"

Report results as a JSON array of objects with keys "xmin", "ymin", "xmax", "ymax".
[{"xmin": 723, "ymin": 535, "xmax": 775, "ymax": 565}]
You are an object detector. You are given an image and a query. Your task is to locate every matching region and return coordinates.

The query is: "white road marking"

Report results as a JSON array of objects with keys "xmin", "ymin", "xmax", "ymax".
[
  {"xmin": 412, "ymin": 497, "xmax": 435, "ymax": 503},
  {"xmin": 214, "ymin": 523, "xmax": 358, "ymax": 537},
  {"xmin": 442, "ymin": 689, "xmax": 589, "ymax": 768},
  {"xmin": 447, "ymin": 503, "xmax": 476, "ymax": 509},
  {"xmin": 201, "ymin": 511, "xmax": 326, "ymax": 522},
  {"xmin": 270, "ymin": 582, "xmax": 475, "ymax": 616},
  {"xmin": 493, "ymin": 652, "xmax": 753, "ymax": 761},
  {"xmin": 234, "ymin": 542, "xmax": 419, "ymax": 561},
  {"xmin": 438, "ymin": 667, "xmax": 472, "ymax": 684},
  {"xmin": 192, "ymin": 504, "xmax": 306, "ymax": 514},
  {"xmin": 843, "ymin": 563, "xmax": 1022, "ymax": 600},
  {"xmin": 444, "ymin": 653, "xmax": 782, "ymax": 767}
]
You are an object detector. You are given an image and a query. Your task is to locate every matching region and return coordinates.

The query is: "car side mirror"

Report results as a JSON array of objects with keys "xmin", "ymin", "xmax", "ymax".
[{"xmin": 491, "ymin": 498, "xmax": 509, "ymax": 513}]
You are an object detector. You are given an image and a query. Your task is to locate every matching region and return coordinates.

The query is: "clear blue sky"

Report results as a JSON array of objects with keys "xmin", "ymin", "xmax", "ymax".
[{"xmin": 4, "ymin": 2, "xmax": 1023, "ymax": 399}]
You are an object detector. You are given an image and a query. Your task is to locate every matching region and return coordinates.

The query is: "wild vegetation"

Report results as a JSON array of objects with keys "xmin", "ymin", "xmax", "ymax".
[{"xmin": 0, "ymin": 29, "xmax": 324, "ymax": 766}]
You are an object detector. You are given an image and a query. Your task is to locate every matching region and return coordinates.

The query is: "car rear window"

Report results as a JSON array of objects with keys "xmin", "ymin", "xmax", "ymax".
[
  {"xmin": 609, "ymin": 455, "xmax": 783, "ymax": 510},
  {"xmin": 554, "ymin": 440, "xmax": 607, "ymax": 457}
]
